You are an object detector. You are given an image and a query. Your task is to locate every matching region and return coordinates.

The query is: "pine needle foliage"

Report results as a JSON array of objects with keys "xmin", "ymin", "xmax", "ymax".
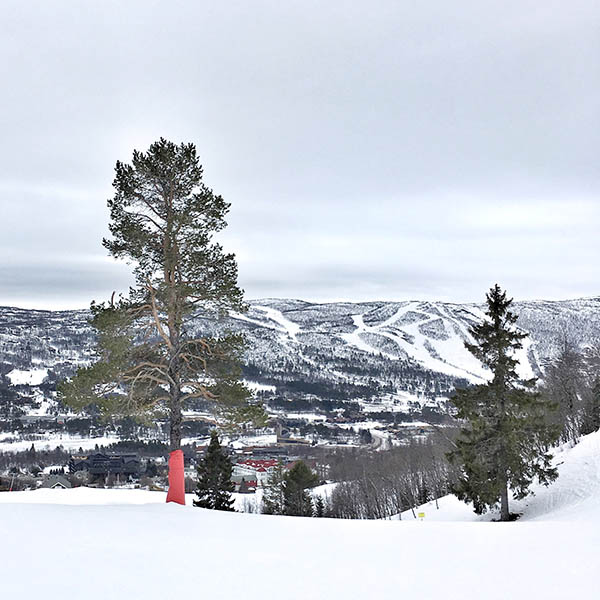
[{"xmin": 448, "ymin": 284, "xmax": 559, "ymax": 521}]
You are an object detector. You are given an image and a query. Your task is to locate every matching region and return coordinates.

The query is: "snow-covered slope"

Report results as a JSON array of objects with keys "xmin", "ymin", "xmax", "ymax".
[
  {"xmin": 1, "ymin": 297, "xmax": 599, "ymax": 421},
  {"xmin": 2, "ymin": 431, "xmax": 600, "ymax": 600},
  {"xmin": 515, "ymin": 432, "xmax": 600, "ymax": 522},
  {"xmin": 401, "ymin": 429, "xmax": 600, "ymax": 523},
  {"xmin": 233, "ymin": 297, "xmax": 599, "ymax": 383}
]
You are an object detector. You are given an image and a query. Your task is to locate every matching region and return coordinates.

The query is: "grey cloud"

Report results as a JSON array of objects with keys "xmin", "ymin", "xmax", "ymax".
[{"xmin": 0, "ymin": 1, "xmax": 598, "ymax": 308}]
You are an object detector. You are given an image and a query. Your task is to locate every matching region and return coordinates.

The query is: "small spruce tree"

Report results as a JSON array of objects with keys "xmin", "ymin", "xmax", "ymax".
[
  {"xmin": 283, "ymin": 460, "xmax": 319, "ymax": 516},
  {"xmin": 193, "ymin": 431, "xmax": 235, "ymax": 511},
  {"xmin": 313, "ymin": 495, "xmax": 325, "ymax": 517},
  {"xmin": 261, "ymin": 462, "xmax": 286, "ymax": 515},
  {"xmin": 448, "ymin": 284, "xmax": 559, "ymax": 521}
]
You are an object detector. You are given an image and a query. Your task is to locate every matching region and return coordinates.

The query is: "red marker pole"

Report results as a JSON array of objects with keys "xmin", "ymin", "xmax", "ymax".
[{"xmin": 166, "ymin": 449, "xmax": 186, "ymax": 505}]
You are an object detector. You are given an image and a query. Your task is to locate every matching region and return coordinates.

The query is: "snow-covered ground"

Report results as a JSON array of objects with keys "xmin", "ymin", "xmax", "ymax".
[
  {"xmin": 399, "ymin": 430, "xmax": 600, "ymax": 523},
  {"xmin": 0, "ymin": 433, "xmax": 121, "ymax": 452},
  {"xmin": 341, "ymin": 304, "xmax": 490, "ymax": 382},
  {"xmin": 1, "ymin": 432, "xmax": 600, "ymax": 599},
  {"xmin": 6, "ymin": 367, "xmax": 48, "ymax": 386},
  {"xmin": 0, "ymin": 430, "xmax": 278, "ymax": 454}
]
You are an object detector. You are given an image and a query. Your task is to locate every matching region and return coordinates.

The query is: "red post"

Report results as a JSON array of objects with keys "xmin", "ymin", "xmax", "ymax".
[{"xmin": 166, "ymin": 449, "xmax": 186, "ymax": 505}]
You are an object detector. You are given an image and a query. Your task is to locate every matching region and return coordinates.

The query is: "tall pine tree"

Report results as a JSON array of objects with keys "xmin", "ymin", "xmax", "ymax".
[
  {"xmin": 194, "ymin": 431, "xmax": 235, "ymax": 511},
  {"xmin": 448, "ymin": 284, "xmax": 558, "ymax": 521},
  {"xmin": 58, "ymin": 139, "xmax": 266, "ymax": 503}
]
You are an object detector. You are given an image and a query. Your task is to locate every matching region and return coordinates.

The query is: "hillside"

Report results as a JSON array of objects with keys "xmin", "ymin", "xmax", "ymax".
[
  {"xmin": 1, "ymin": 431, "xmax": 599, "ymax": 600},
  {"xmin": 1, "ymin": 297, "xmax": 599, "ymax": 447},
  {"xmin": 401, "ymin": 429, "xmax": 600, "ymax": 523}
]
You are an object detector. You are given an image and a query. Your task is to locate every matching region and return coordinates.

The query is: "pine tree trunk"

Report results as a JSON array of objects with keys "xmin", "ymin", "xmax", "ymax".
[
  {"xmin": 498, "ymin": 381, "xmax": 510, "ymax": 521},
  {"xmin": 166, "ymin": 382, "xmax": 185, "ymax": 504},
  {"xmin": 169, "ymin": 388, "xmax": 182, "ymax": 451},
  {"xmin": 165, "ymin": 219, "xmax": 185, "ymax": 502}
]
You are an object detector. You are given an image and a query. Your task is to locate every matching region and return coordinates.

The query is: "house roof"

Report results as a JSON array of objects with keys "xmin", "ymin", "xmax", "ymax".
[
  {"xmin": 237, "ymin": 459, "xmax": 279, "ymax": 470},
  {"xmin": 41, "ymin": 475, "xmax": 72, "ymax": 489}
]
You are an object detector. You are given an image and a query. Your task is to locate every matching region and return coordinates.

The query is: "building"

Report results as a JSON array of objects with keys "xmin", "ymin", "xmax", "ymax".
[
  {"xmin": 231, "ymin": 473, "xmax": 257, "ymax": 493},
  {"xmin": 41, "ymin": 474, "xmax": 72, "ymax": 489},
  {"xmin": 69, "ymin": 452, "xmax": 140, "ymax": 481},
  {"xmin": 232, "ymin": 459, "xmax": 279, "ymax": 487}
]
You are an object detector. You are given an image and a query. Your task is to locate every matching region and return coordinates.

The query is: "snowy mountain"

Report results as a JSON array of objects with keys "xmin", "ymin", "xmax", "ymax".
[
  {"xmin": 0, "ymin": 297, "xmax": 599, "ymax": 427},
  {"xmin": 2, "ymin": 429, "xmax": 600, "ymax": 600}
]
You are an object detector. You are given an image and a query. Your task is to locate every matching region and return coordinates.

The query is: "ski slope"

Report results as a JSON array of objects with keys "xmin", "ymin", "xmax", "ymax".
[{"xmin": 2, "ymin": 432, "xmax": 600, "ymax": 599}]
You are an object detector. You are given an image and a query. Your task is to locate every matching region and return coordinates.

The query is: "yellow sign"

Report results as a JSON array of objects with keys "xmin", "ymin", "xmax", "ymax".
[{"xmin": 418, "ymin": 512, "xmax": 425, "ymax": 519}]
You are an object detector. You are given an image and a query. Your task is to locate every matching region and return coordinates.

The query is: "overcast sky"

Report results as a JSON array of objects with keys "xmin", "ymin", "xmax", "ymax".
[{"xmin": 1, "ymin": 1, "xmax": 599, "ymax": 309}]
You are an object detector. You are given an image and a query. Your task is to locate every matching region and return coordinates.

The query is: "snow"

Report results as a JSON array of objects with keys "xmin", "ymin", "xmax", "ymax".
[
  {"xmin": 42, "ymin": 465, "xmax": 67, "ymax": 474},
  {"xmin": 341, "ymin": 305, "xmax": 489, "ymax": 382},
  {"xmin": 0, "ymin": 434, "xmax": 120, "ymax": 453},
  {"xmin": 233, "ymin": 305, "xmax": 301, "ymax": 343},
  {"xmin": 359, "ymin": 391, "xmax": 436, "ymax": 413},
  {"xmin": 1, "ymin": 432, "xmax": 600, "ymax": 599},
  {"xmin": 340, "ymin": 313, "xmax": 399, "ymax": 359},
  {"xmin": 6, "ymin": 367, "xmax": 48, "ymax": 386},
  {"xmin": 282, "ymin": 412, "xmax": 327, "ymax": 422},
  {"xmin": 229, "ymin": 433, "xmax": 278, "ymax": 448},
  {"xmin": 243, "ymin": 380, "xmax": 277, "ymax": 393},
  {"xmin": 310, "ymin": 481, "xmax": 338, "ymax": 500},
  {"xmin": 512, "ymin": 433, "xmax": 600, "ymax": 522},
  {"xmin": 254, "ymin": 305, "xmax": 301, "ymax": 341},
  {"xmin": 339, "ymin": 301, "xmax": 540, "ymax": 385},
  {"xmin": 26, "ymin": 396, "xmax": 54, "ymax": 416},
  {"xmin": 232, "ymin": 488, "xmax": 263, "ymax": 513},
  {"xmin": 399, "ymin": 430, "xmax": 600, "ymax": 523}
]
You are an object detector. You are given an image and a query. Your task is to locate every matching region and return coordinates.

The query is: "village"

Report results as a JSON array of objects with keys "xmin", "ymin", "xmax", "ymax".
[{"xmin": 0, "ymin": 433, "xmax": 327, "ymax": 499}]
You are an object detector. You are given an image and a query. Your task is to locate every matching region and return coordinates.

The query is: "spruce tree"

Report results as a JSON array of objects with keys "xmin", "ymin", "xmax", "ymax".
[
  {"xmin": 261, "ymin": 462, "xmax": 286, "ymax": 515},
  {"xmin": 194, "ymin": 431, "xmax": 235, "ymax": 511},
  {"xmin": 58, "ymin": 139, "xmax": 266, "ymax": 502},
  {"xmin": 313, "ymin": 495, "xmax": 325, "ymax": 517},
  {"xmin": 448, "ymin": 284, "xmax": 559, "ymax": 521},
  {"xmin": 283, "ymin": 460, "xmax": 319, "ymax": 516}
]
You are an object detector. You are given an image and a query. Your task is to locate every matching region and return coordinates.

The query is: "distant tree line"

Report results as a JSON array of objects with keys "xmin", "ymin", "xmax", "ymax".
[
  {"xmin": 541, "ymin": 341, "xmax": 600, "ymax": 444},
  {"xmin": 313, "ymin": 433, "xmax": 457, "ymax": 519}
]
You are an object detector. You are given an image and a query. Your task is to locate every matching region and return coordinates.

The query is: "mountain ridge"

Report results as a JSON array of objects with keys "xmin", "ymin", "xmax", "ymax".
[{"xmin": 1, "ymin": 297, "xmax": 599, "ymax": 432}]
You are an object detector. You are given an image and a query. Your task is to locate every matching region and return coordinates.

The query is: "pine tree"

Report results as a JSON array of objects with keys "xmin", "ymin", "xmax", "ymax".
[
  {"xmin": 193, "ymin": 431, "xmax": 235, "ymax": 511},
  {"xmin": 448, "ymin": 284, "xmax": 559, "ymax": 521},
  {"xmin": 58, "ymin": 139, "xmax": 266, "ymax": 501}
]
